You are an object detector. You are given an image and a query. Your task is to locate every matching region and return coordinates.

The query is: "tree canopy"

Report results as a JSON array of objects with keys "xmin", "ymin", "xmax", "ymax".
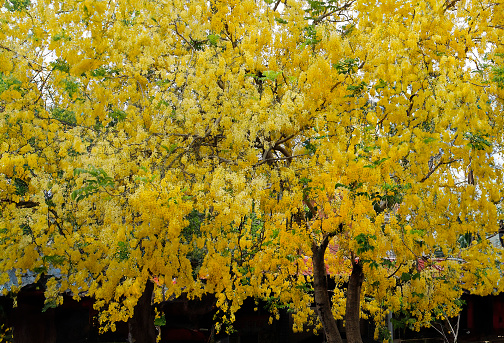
[{"xmin": 1, "ymin": 0, "xmax": 504, "ymax": 341}]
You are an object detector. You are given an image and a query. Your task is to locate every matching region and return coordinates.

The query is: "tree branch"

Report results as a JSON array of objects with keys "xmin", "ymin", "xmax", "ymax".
[
  {"xmin": 419, "ymin": 159, "xmax": 459, "ymax": 183},
  {"xmin": 1, "ymin": 199, "xmax": 39, "ymax": 208},
  {"xmin": 386, "ymin": 262, "xmax": 404, "ymax": 278}
]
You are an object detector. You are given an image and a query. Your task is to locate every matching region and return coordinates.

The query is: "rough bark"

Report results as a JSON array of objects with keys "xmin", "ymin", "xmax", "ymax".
[
  {"xmin": 311, "ymin": 238, "xmax": 344, "ymax": 343},
  {"xmin": 345, "ymin": 259, "xmax": 364, "ymax": 343},
  {"xmin": 128, "ymin": 279, "xmax": 156, "ymax": 343}
]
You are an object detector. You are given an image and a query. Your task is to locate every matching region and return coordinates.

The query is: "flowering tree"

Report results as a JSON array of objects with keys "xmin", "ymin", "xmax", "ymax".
[{"xmin": 1, "ymin": 0, "xmax": 503, "ymax": 342}]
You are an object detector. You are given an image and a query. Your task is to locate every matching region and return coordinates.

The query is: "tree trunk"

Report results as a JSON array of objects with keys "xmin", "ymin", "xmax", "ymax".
[
  {"xmin": 312, "ymin": 240, "xmax": 344, "ymax": 343},
  {"xmin": 346, "ymin": 260, "xmax": 364, "ymax": 343},
  {"xmin": 128, "ymin": 279, "xmax": 156, "ymax": 343}
]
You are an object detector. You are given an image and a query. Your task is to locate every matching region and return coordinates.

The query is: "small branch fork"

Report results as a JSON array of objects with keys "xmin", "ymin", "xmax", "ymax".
[{"xmin": 420, "ymin": 159, "xmax": 459, "ymax": 183}]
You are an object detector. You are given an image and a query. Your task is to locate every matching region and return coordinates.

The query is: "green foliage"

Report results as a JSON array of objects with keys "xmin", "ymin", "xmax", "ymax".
[
  {"xmin": 190, "ymin": 38, "xmax": 207, "ymax": 51},
  {"xmin": 182, "ymin": 210, "xmax": 206, "ymax": 277},
  {"xmin": 20, "ymin": 223, "xmax": 31, "ymax": 235},
  {"xmin": 333, "ymin": 58, "xmax": 359, "ymax": 75},
  {"xmin": 207, "ymin": 34, "xmax": 220, "ymax": 46},
  {"xmin": 300, "ymin": 25, "xmax": 321, "ymax": 48},
  {"xmin": 391, "ymin": 309, "xmax": 418, "ymax": 330},
  {"xmin": 346, "ymin": 81, "xmax": 367, "ymax": 97},
  {"xmin": 52, "ymin": 108, "xmax": 76, "ymax": 125},
  {"xmin": 295, "ymin": 282, "xmax": 314, "ymax": 292},
  {"xmin": 154, "ymin": 314, "xmax": 166, "ymax": 326},
  {"xmin": 161, "ymin": 144, "xmax": 178, "ymax": 153},
  {"xmin": 302, "ymin": 136, "xmax": 324, "ymax": 155},
  {"xmin": 492, "ymin": 66, "xmax": 504, "ymax": 88},
  {"xmin": 71, "ymin": 165, "xmax": 115, "ymax": 202},
  {"xmin": 339, "ymin": 24, "xmax": 355, "ymax": 37},
  {"xmin": 52, "ymin": 31, "xmax": 72, "ymax": 43},
  {"xmin": 61, "ymin": 77, "xmax": 80, "ymax": 97},
  {"xmin": 464, "ymin": 132, "xmax": 492, "ymax": 150},
  {"xmin": 50, "ymin": 59, "xmax": 70, "ymax": 73},
  {"xmin": 0, "ymin": 73, "xmax": 22, "ymax": 94},
  {"xmin": 4, "ymin": 0, "xmax": 30, "ymax": 12},
  {"xmin": 120, "ymin": 10, "xmax": 140, "ymax": 26},
  {"xmin": 116, "ymin": 241, "xmax": 130, "ymax": 261},
  {"xmin": 33, "ymin": 266, "xmax": 48, "ymax": 274},
  {"xmin": 376, "ymin": 324, "xmax": 391, "ymax": 342},
  {"xmin": 457, "ymin": 232, "xmax": 473, "ymax": 249},
  {"xmin": 355, "ymin": 233, "xmax": 376, "ymax": 254},
  {"xmin": 108, "ymin": 109, "xmax": 127, "ymax": 124},
  {"xmin": 423, "ymin": 137, "xmax": 437, "ymax": 144},
  {"xmin": 41, "ymin": 299, "xmax": 58, "ymax": 312},
  {"xmin": 13, "ymin": 178, "xmax": 28, "ymax": 196},
  {"xmin": 363, "ymin": 157, "xmax": 389, "ymax": 169},
  {"xmin": 304, "ymin": 0, "xmax": 340, "ymax": 18},
  {"xmin": 374, "ymin": 79, "xmax": 387, "ymax": 89},
  {"xmin": 247, "ymin": 70, "xmax": 283, "ymax": 82},
  {"xmin": 400, "ymin": 271, "xmax": 421, "ymax": 282},
  {"xmin": 42, "ymin": 254, "xmax": 66, "ymax": 266},
  {"xmin": 0, "ymin": 228, "xmax": 8, "ymax": 245},
  {"xmin": 263, "ymin": 295, "xmax": 290, "ymax": 312},
  {"xmin": 260, "ymin": 70, "xmax": 282, "ymax": 81},
  {"xmin": 334, "ymin": 181, "xmax": 363, "ymax": 192},
  {"xmin": 90, "ymin": 66, "xmax": 120, "ymax": 78}
]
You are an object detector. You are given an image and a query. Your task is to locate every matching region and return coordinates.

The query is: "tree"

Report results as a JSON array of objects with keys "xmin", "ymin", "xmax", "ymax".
[{"xmin": 1, "ymin": 0, "xmax": 503, "ymax": 342}]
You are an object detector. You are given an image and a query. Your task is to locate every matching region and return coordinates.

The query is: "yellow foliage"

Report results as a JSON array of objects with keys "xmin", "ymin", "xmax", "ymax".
[{"xmin": 0, "ymin": 0, "xmax": 503, "ymax": 337}]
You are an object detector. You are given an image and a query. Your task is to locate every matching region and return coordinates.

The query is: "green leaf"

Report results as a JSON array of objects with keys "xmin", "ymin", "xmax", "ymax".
[
  {"xmin": 154, "ymin": 314, "xmax": 166, "ymax": 326},
  {"xmin": 4, "ymin": 0, "xmax": 30, "ymax": 12},
  {"xmin": 116, "ymin": 241, "xmax": 130, "ymax": 261},
  {"xmin": 299, "ymin": 177, "xmax": 312, "ymax": 186},
  {"xmin": 492, "ymin": 66, "xmax": 504, "ymax": 88},
  {"xmin": 286, "ymin": 254, "xmax": 297, "ymax": 262},
  {"xmin": 20, "ymin": 223, "xmax": 31, "ymax": 235},
  {"xmin": 333, "ymin": 58, "xmax": 359, "ymax": 75},
  {"xmin": 61, "ymin": 77, "xmax": 80, "ymax": 97},
  {"xmin": 42, "ymin": 299, "xmax": 58, "ymax": 312},
  {"xmin": 52, "ymin": 108, "xmax": 76, "ymax": 125},
  {"xmin": 207, "ymin": 34, "xmax": 220, "ymax": 46},
  {"xmin": 0, "ymin": 73, "xmax": 22, "ymax": 94},
  {"xmin": 161, "ymin": 144, "xmax": 178, "ymax": 153},
  {"xmin": 50, "ymin": 59, "xmax": 70, "ymax": 73},
  {"xmin": 33, "ymin": 266, "xmax": 48, "ymax": 274},
  {"xmin": 109, "ymin": 109, "xmax": 127, "ymax": 121},
  {"xmin": 400, "ymin": 272, "xmax": 411, "ymax": 281},
  {"xmin": 72, "ymin": 165, "xmax": 114, "ymax": 202},
  {"xmin": 346, "ymin": 81, "xmax": 367, "ymax": 97},
  {"xmin": 261, "ymin": 70, "xmax": 283, "ymax": 81},
  {"xmin": 364, "ymin": 157, "xmax": 389, "ymax": 169},
  {"xmin": 374, "ymin": 79, "xmax": 387, "ymax": 89},
  {"xmin": 464, "ymin": 132, "xmax": 492, "ymax": 150},
  {"xmin": 14, "ymin": 178, "xmax": 29, "ymax": 196},
  {"xmin": 43, "ymin": 254, "xmax": 66, "ymax": 266},
  {"xmin": 423, "ymin": 137, "xmax": 437, "ymax": 144},
  {"xmin": 355, "ymin": 233, "xmax": 376, "ymax": 254}
]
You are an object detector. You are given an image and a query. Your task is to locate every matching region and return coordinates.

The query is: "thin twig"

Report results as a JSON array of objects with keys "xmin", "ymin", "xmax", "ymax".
[{"xmin": 387, "ymin": 262, "xmax": 404, "ymax": 278}]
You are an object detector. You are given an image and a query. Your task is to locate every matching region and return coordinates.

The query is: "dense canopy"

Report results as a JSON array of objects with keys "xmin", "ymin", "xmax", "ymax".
[{"xmin": 1, "ymin": 0, "xmax": 503, "ymax": 341}]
